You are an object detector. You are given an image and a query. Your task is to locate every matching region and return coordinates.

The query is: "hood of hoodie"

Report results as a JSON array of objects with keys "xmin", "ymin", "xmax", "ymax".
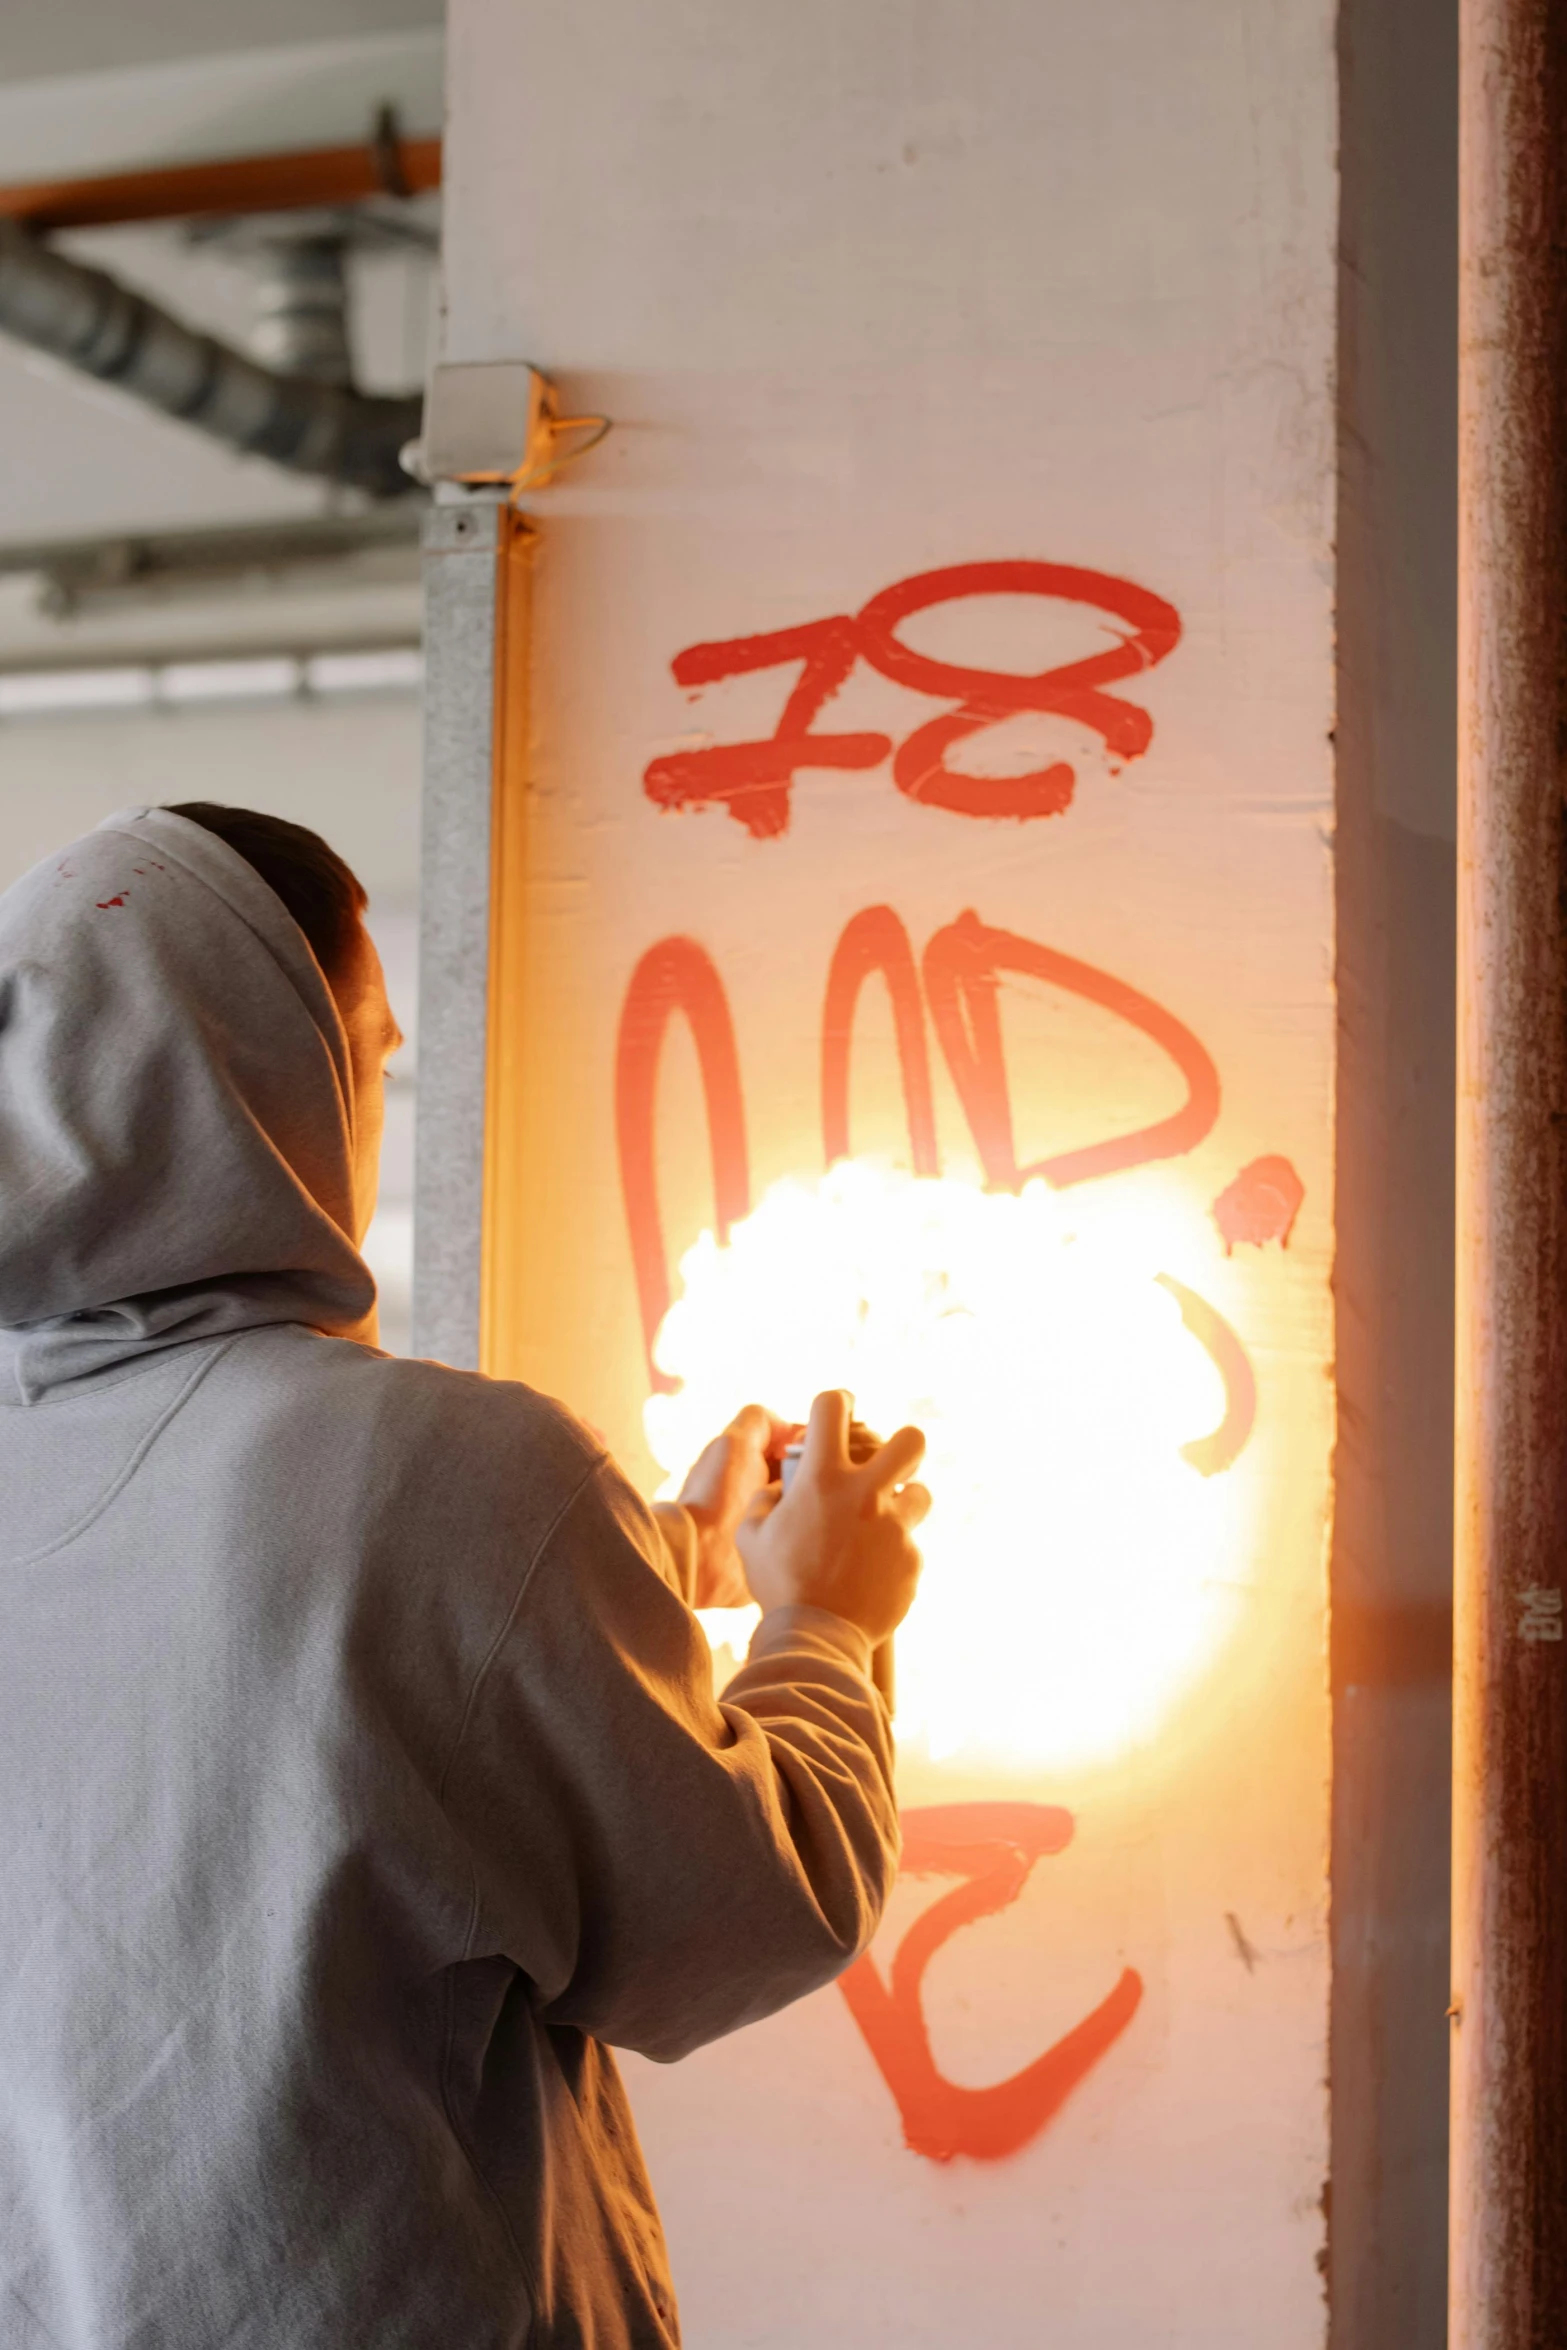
[{"xmin": 0, "ymin": 806, "xmax": 377, "ymax": 1401}]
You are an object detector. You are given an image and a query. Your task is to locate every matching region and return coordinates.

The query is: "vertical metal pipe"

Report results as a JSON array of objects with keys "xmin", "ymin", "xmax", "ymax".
[{"xmin": 1453, "ymin": 0, "xmax": 1567, "ymax": 2340}]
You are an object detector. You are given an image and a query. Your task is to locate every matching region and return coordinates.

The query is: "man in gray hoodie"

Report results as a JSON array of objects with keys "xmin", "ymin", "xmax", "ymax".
[{"xmin": 0, "ymin": 803, "xmax": 928, "ymax": 2350}]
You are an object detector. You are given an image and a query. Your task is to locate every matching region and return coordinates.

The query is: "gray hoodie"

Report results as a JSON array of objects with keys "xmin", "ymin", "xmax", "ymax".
[{"xmin": 0, "ymin": 809, "xmax": 898, "ymax": 2350}]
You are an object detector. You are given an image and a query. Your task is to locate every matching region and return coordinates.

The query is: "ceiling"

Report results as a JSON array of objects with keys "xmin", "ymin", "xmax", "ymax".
[{"xmin": 0, "ymin": 0, "xmax": 443, "ymax": 88}]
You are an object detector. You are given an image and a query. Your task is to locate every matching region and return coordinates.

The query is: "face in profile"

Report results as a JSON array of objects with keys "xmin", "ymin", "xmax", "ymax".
[{"xmin": 331, "ymin": 919, "xmax": 404, "ymax": 1244}]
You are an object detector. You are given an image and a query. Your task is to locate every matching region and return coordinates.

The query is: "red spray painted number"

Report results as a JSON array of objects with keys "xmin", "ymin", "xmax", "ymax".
[
  {"xmin": 838, "ymin": 1804, "xmax": 1144, "ymax": 2163},
  {"xmin": 644, "ymin": 561, "xmax": 1182, "ymax": 839}
]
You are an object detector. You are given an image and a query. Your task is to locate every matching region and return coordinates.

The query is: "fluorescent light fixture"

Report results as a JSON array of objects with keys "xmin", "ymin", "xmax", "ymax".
[
  {"xmin": 0, "ymin": 645, "xmax": 423, "ymax": 720},
  {"xmin": 159, "ymin": 657, "xmax": 302, "ymax": 705},
  {"xmin": 307, "ymin": 648, "xmax": 425, "ymax": 695},
  {"xmin": 0, "ymin": 666, "xmax": 156, "ymax": 715}
]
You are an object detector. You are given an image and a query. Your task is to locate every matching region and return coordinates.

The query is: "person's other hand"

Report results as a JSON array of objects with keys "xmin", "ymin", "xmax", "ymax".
[
  {"xmin": 737, "ymin": 1390, "xmax": 929, "ymax": 1645},
  {"xmin": 677, "ymin": 1404, "xmax": 788, "ymax": 1606}
]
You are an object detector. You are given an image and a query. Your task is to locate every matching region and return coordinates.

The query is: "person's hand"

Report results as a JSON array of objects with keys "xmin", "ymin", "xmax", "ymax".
[
  {"xmin": 676, "ymin": 1404, "xmax": 788, "ymax": 1606},
  {"xmin": 737, "ymin": 1390, "xmax": 929, "ymax": 1645}
]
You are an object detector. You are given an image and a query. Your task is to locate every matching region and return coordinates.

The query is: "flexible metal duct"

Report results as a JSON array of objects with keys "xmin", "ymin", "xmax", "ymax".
[
  {"xmin": 250, "ymin": 238, "xmax": 354, "ymax": 387},
  {"xmin": 0, "ymin": 222, "xmax": 420, "ymax": 500}
]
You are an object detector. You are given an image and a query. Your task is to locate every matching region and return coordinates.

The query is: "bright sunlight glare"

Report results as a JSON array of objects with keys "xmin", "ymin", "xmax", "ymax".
[{"xmin": 646, "ymin": 1162, "xmax": 1253, "ymax": 1774}]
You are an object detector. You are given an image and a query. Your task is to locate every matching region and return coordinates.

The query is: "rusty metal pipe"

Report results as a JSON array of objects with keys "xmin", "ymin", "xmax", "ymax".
[
  {"xmin": 1452, "ymin": 0, "xmax": 1567, "ymax": 2339},
  {"xmin": 0, "ymin": 134, "xmax": 442, "ymax": 236}
]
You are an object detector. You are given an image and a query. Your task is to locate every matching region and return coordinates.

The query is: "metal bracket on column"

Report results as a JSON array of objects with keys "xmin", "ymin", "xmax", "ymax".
[{"xmin": 403, "ymin": 359, "xmax": 609, "ymax": 498}]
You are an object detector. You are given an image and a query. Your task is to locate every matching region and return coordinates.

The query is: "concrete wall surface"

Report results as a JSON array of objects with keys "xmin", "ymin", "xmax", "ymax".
[{"xmin": 435, "ymin": 2, "xmax": 1338, "ymax": 2342}]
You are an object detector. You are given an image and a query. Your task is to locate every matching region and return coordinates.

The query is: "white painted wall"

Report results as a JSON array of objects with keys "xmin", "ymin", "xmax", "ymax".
[{"xmin": 438, "ymin": 0, "xmax": 1337, "ymax": 2342}]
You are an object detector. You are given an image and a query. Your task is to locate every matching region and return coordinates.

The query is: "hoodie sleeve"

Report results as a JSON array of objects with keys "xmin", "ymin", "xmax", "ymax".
[{"xmin": 438, "ymin": 1455, "xmax": 900, "ymax": 2062}]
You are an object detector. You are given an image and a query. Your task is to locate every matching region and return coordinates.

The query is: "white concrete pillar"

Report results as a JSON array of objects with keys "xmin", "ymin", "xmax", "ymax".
[{"xmin": 419, "ymin": 5, "xmax": 1340, "ymax": 2342}]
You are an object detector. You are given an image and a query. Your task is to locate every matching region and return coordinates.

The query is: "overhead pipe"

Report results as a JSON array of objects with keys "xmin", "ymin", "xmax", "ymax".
[
  {"xmin": 1452, "ymin": 0, "xmax": 1567, "ymax": 2342},
  {"xmin": 0, "ymin": 222, "xmax": 421, "ymax": 500},
  {"xmin": 0, "ymin": 126, "xmax": 441, "ymax": 236}
]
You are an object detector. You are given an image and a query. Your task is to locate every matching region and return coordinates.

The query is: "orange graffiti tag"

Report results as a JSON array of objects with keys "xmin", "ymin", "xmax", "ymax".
[
  {"xmin": 837, "ymin": 1803, "xmax": 1144, "ymax": 2162},
  {"xmin": 645, "ymin": 561, "xmax": 1182, "ymax": 839},
  {"xmin": 615, "ymin": 938, "xmax": 750, "ymax": 1396}
]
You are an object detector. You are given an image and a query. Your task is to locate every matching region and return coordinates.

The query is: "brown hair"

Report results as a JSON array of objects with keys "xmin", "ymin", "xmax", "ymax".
[{"xmin": 165, "ymin": 803, "xmax": 368, "ymax": 985}]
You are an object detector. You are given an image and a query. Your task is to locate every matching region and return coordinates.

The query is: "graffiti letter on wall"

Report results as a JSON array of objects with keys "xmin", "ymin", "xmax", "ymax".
[
  {"xmin": 618, "ymin": 913, "xmax": 1253, "ymax": 1460},
  {"xmin": 838, "ymin": 1803, "xmax": 1144, "ymax": 2162},
  {"xmin": 1154, "ymin": 1274, "xmax": 1257, "ymax": 1476},
  {"xmin": 615, "ymin": 938, "xmax": 751, "ymax": 1390},
  {"xmin": 822, "ymin": 906, "xmax": 941, "ymax": 1176},
  {"xmin": 921, "ymin": 909, "xmax": 1220, "ymax": 1190}
]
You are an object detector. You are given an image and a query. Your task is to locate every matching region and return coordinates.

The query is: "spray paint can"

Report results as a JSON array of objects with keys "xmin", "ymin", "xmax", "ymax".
[{"xmin": 778, "ymin": 1421, "xmax": 897, "ymax": 1714}]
